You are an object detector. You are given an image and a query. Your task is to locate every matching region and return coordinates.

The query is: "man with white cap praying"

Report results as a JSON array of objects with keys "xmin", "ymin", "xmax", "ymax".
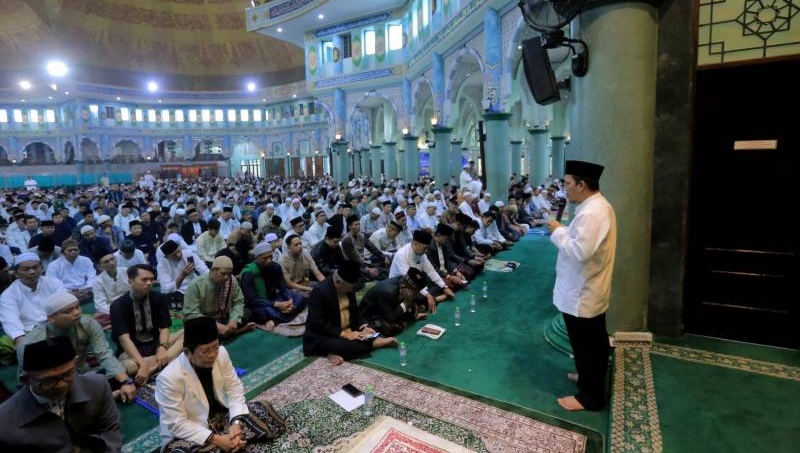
[
  {"xmin": 460, "ymin": 162, "xmax": 482, "ymax": 195},
  {"xmin": 18, "ymin": 292, "xmax": 137, "ymax": 403},
  {"xmin": 77, "ymin": 225, "xmax": 113, "ymax": 261},
  {"xmin": 359, "ymin": 206, "xmax": 383, "ymax": 237},
  {"xmin": 157, "ymin": 239, "xmax": 209, "ymax": 310},
  {"xmin": 303, "ymin": 210, "xmax": 329, "ymax": 248},
  {"xmin": 183, "ymin": 256, "xmax": 253, "ymax": 339},
  {"xmin": 0, "ymin": 252, "xmax": 66, "ymax": 344}
]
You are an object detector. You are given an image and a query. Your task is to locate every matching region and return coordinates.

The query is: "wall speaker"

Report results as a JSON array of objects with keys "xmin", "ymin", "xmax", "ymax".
[{"xmin": 521, "ymin": 36, "xmax": 560, "ymax": 106}]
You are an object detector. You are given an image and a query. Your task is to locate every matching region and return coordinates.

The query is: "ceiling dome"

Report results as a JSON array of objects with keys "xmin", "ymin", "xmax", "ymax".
[{"xmin": 0, "ymin": 0, "xmax": 305, "ymax": 91}]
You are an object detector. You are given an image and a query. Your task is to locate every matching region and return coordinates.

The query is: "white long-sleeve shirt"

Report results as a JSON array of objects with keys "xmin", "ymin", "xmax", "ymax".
[
  {"xmin": 550, "ymin": 192, "xmax": 617, "ymax": 318},
  {"xmin": 389, "ymin": 243, "xmax": 446, "ymax": 291},
  {"xmin": 157, "ymin": 253, "xmax": 208, "ymax": 294},
  {"xmin": 92, "ymin": 267, "xmax": 131, "ymax": 315},
  {"xmin": 46, "ymin": 255, "xmax": 96, "ymax": 290},
  {"xmin": 0, "ymin": 276, "xmax": 66, "ymax": 340}
]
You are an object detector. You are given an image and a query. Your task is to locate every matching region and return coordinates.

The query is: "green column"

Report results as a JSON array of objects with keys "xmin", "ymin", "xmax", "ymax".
[
  {"xmin": 528, "ymin": 127, "xmax": 550, "ymax": 186},
  {"xmin": 450, "ymin": 139, "xmax": 463, "ymax": 180},
  {"xmin": 510, "ymin": 140, "xmax": 522, "ymax": 178},
  {"xmin": 403, "ymin": 135, "xmax": 419, "ymax": 183},
  {"xmin": 550, "ymin": 136, "xmax": 566, "ymax": 181},
  {"xmin": 370, "ymin": 145, "xmax": 382, "ymax": 182},
  {"xmin": 482, "ymin": 113, "xmax": 511, "ymax": 200},
  {"xmin": 431, "ymin": 127, "xmax": 452, "ymax": 183},
  {"xmin": 359, "ymin": 148, "xmax": 370, "ymax": 178},
  {"xmin": 397, "ymin": 147, "xmax": 406, "ymax": 181},
  {"xmin": 333, "ymin": 141, "xmax": 349, "ymax": 185},
  {"xmin": 383, "ymin": 141, "xmax": 397, "ymax": 180}
]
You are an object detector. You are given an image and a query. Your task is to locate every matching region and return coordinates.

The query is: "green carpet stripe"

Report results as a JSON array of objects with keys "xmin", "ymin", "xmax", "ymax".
[
  {"xmin": 651, "ymin": 343, "xmax": 800, "ymax": 381},
  {"xmin": 611, "ymin": 345, "xmax": 662, "ymax": 453},
  {"xmin": 121, "ymin": 346, "xmax": 306, "ymax": 453}
]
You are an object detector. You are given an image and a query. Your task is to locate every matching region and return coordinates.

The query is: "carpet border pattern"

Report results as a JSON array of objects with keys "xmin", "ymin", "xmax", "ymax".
[
  {"xmin": 121, "ymin": 346, "xmax": 306, "ymax": 453},
  {"xmin": 256, "ymin": 358, "xmax": 588, "ymax": 453},
  {"xmin": 650, "ymin": 343, "xmax": 800, "ymax": 382},
  {"xmin": 611, "ymin": 344, "xmax": 663, "ymax": 453}
]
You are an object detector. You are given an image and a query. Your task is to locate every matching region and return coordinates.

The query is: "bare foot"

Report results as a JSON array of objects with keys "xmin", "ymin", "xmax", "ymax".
[
  {"xmin": 327, "ymin": 354, "xmax": 345, "ymax": 366},
  {"xmin": 557, "ymin": 395, "xmax": 585, "ymax": 411},
  {"xmin": 256, "ymin": 320, "xmax": 276, "ymax": 332},
  {"xmin": 567, "ymin": 372, "xmax": 579, "ymax": 382},
  {"xmin": 372, "ymin": 337, "xmax": 398, "ymax": 349}
]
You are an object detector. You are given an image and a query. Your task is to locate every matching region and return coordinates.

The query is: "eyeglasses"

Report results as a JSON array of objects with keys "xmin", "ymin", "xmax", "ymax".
[{"xmin": 33, "ymin": 366, "xmax": 77, "ymax": 389}]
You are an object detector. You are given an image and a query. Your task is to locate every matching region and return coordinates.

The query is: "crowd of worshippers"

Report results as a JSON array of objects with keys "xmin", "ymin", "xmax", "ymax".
[{"xmin": 0, "ymin": 171, "xmax": 565, "ymax": 451}]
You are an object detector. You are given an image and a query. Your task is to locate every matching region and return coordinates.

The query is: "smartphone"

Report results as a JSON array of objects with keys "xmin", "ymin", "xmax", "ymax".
[
  {"xmin": 364, "ymin": 332, "xmax": 381, "ymax": 340},
  {"xmin": 342, "ymin": 383, "xmax": 363, "ymax": 398},
  {"xmin": 187, "ymin": 256, "xmax": 194, "ymax": 264}
]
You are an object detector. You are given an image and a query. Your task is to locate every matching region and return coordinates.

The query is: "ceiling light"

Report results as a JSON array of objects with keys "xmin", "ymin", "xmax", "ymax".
[
  {"xmin": 292, "ymin": 94, "xmax": 297, "ymax": 98},
  {"xmin": 48, "ymin": 96, "xmax": 53, "ymax": 100},
  {"xmin": 158, "ymin": 99, "xmax": 162, "ymax": 103},
  {"xmin": 21, "ymin": 99, "xmax": 26, "ymax": 102},
  {"xmin": 50, "ymin": 83, "xmax": 57, "ymax": 91},
  {"xmin": 147, "ymin": 81, "xmax": 158, "ymax": 92},
  {"xmin": 116, "ymin": 96, "xmax": 121, "ymax": 100},
  {"xmin": 277, "ymin": 27, "xmax": 283, "ymax": 33},
  {"xmin": 318, "ymin": 14, "xmax": 324, "ymax": 19},
  {"xmin": 262, "ymin": 98, "xmax": 267, "ymax": 102},
  {"xmin": 64, "ymin": 91, "xmax": 70, "ymax": 95},
  {"xmin": 19, "ymin": 80, "xmax": 32, "ymax": 90},
  {"xmin": 46, "ymin": 60, "xmax": 69, "ymax": 77},
  {"xmin": 247, "ymin": 82, "xmax": 256, "ymax": 92}
]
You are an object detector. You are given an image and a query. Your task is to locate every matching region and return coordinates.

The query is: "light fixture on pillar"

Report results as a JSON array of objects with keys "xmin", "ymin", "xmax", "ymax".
[
  {"xmin": 402, "ymin": 126, "xmax": 409, "ymax": 136},
  {"xmin": 430, "ymin": 113, "xmax": 439, "ymax": 127},
  {"xmin": 335, "ymin": 131, "xmax": 342, "ymax": 141}
]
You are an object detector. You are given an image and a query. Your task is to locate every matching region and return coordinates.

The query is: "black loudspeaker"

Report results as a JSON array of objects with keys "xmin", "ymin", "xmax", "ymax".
[{"xmin": 521, "ymin": 36, "xmax": 560, "ymax": 105}]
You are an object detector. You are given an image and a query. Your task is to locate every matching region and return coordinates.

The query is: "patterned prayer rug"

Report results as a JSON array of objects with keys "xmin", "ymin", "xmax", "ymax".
[
  {"xmin": 345, "ymin": 416, "xmax": 477, "ymax": 452},
  {"xmin": 483, "ymin": 258, "xmax": 521, "ymax": 272},
  {"xmin": 255, "ymin": 358, "xmax": 587, "ymax": 453}
]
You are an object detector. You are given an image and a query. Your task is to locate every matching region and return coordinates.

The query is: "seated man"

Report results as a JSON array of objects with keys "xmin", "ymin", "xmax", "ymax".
[
  {"xmin": 183, "ymin": 256, "xmax": 253, "ymax": 339},
  {"xmin": 241, "ymin": 242, "xmax": 307, "ymax": 334},
  {"xmin": 18, "ymin": 292, "xmax": 136, "ymax": 403},
  {"xmin": 303, "ymin": 261, "xmax": 397, "ymax": 365},
  {"xmin": 110, "ymin": 264, "xmax": 184, "ymax": 384},
  {"xmin": 157, "ymin": 239, "xmax": 209, "ymax": 310},
  {"xmin": 309, "ymin": 227, "xmax": 345, "ymax": 277},
  {"xmin": 0, "ymin": 337, "xmax": 122, "ymax": 451},
  {"xmin": 0, "ymin": 252, "xmax": 66, "ymax": 345},
  {"xmin": 92, "ymin": 250, "xmax": 131, "ymax": 328},
  {"xmin": 155, "ymin": 317, "xmax": 285, "ymax": 452},
  {"xmin": 389, "ymin": 230, "xmax": 456, "ymax": 312},
  {"xmin": 279, "ymin": 234, "xmax": 325, "ymax": 295},
  {"xmin": 341, "ymin": 215, "xmax": 388, "ymax": 281},
  {"xmin": 115, "ymin": 239, "xmax": 147, "ymax": 269},
  {"xmin": 359, "ymin": 267, "xmax": 429, "ymax": 337},
  {"xmin": 426, "ymin": 223, "xmax": 471, "ymax": 287},
  {"xmin": 195, "ymin": 218, "xmax": 226, "ymax": 266},
  {"xmin": 46, "ymin": 238, "xmax": 96, "ymax": 304}
]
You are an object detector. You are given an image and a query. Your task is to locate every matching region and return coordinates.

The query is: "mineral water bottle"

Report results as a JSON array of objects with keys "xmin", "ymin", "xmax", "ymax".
[
  {"xmin": 363, "ymin": 384, "xmax": 374, "ymax": 416},
  {"xmin": 482, "ymin": 281, "xmax": 488, "ymax": 300},
  {"xmin": 454, "ymin": 306, "xmax": 462, "ymax": 326},
  {"xmin": 470, "ymin": 294, "xmax": 477, "ymax": 313},
  {"xmin": 399, "ymin": 342, "xmax": 408, "ymax": 367}
]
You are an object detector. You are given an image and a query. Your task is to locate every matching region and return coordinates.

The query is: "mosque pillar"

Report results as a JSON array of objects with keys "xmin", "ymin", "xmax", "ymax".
[
  {"xmin": 331, "ymin": 34, "xmax": 344, "ymax": 76},
  {"xmin": 483, "ymin": 8, "xmax": 503, "ymax": 112},
  {"xmin": 396, "ymin": 146, "xmax": 406, "ymax": 180},
  {"xmin": 550, "ymin": 136, "xmax": 567, "ymax": 182},
  {"xmin": 334, "ymin": 88, "xmax": 347, "ymax": 137},
  {"xmin": 403, "ymin": 135, "xmax": 420, "ymax": 183},
  {"xmin": 432, "ymin": 54, "xmax": 445, "ymax": 114},
  {"xmin": 383, "ymin": 141, "xmax": 397, "ymax": 180},
  {"xmin": 360, "ymin": 147, "xmax": 370, "ymax": 178},
  {"xmin": 482, "ymin": 113, "xmax": 511, "ymax": 201},
  {"xmin": 450, "ymin": 139, "xmax": 463, "ymax": 181},
  {"xmin": 528, "ymin": 127, "xmax": 550, "ymax": 186},
  {"xmin": 431, "ymin": 127, "xmax": 452, "ymax": 183},
  {"xmin": 332, "ymin": 140, "xmax": 349, "ymax": 184},
  {"xmin": 510, "ymin": 140, "xmax": 522, "ymax": 179},
  {"xmin": 370, "ymin": 145, "xmax": 382, "ymax": 182},
  {"xmin": 544, "ymin": 1, "xmax": 658, "ymax": 356}
]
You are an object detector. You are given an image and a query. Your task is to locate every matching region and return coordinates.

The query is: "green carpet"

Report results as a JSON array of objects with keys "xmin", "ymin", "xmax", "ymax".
[
  {"xmin": 651, "ymin": 353, "xmax": 800, "ymax": 453},
  {"xmin": 359, "ymin": 234, "xmax": 608, "ymax": 448}
]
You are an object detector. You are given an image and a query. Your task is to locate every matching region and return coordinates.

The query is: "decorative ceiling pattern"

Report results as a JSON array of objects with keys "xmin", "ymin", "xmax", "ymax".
[{"xmin": 0, "ymin": 0, "xmax": 305, "ymax": 88}]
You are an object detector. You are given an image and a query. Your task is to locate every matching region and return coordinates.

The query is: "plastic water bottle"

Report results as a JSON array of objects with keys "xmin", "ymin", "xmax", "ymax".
[
  {"xmin": 470, "ymin": 294, "xmax": 477, "ymax": 313},
  {"xmin": 454, "ymin": 306, "xmax": 462, "ymax": 326},
  {"xmin": 482, "ymin": 281, "xmax": 488, "ymax": 300},
  {"xmin": 399, "ymin": 342, "xmax": 408, "ymax": 367},
  {"xmin": 363, "ymin": 384, "xmax": 374, "ymax": 416}
]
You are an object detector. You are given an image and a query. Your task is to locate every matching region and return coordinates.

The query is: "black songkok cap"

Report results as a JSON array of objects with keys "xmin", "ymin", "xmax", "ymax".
[
  {"xmin": 325, "ymin": 226, "xmax": 342, "ymax": 239},
  {"xmin": 186, "ymin": 208, "xmax": 197, "ymax": 216},
  {"xmin": 388, "ymin": 220, "xmax": 402, "ymax": 231},
  {"xmin": 129, "ymin": 219, "xmax": 142, "ymax": 228},
  {"xmin": 183, "ymin": 317, "xmax": 219, "ymax": 350},
  {"xmin": 222, "ymin": 206, "xmax": 234, "ymax": 213},
  {"xmin": 337, "ymin": 260, "xmax": 361, "ymax": 284},
  {"xmin": 290, "ymin": 216, "xmax": 304, "ymax": 227},
  {"xmin": 160, "ymin": 240, "xmax": 179, "ymax": 256},
  {"xmin": 38, "ymin": 237, "xmax": 55, "ymax": 253},
  {"xmin": 22, "ymin": 336, "xmax": 76, "ymax": 372},
  {"xmin": 412, "ymin": 229, "xmax": 433, "ymax": 244},
  {"xmin": 120, "ymin": 239, "xmax": 136, "ymax": 254},
  {"xmin": 455, "ymin": 213, "xmax": 473, "ymax": 225},
  {"xmin": 405, "ymin": 267, "xmax": 428, "ymax": 291},
  {"xmin": 207, "ymin": 218, "xmax": 221, "ymax": 230},
  {"xmin": 346, "ymin": 214, "xmax": 359, "ymax": 225},
  {"xmin": 271, "ymin": 215, "xmax": 282, "ymax": 226},
  {"xmin": 40, "ymin": 220, "xmax": 54, "ymax": 227},
  {"xmin": 565, "ymin": 160, "xmax": 605, "ymax": 180},
  {"xmin": 435, "ymin": 223, "xmax": 454, "ymax": 236}
]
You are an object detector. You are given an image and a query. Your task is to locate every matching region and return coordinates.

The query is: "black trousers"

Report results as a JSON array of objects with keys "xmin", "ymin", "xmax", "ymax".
[{"xmin": 563, "ymin": 312, "xmax": 610, "ymax": 411}]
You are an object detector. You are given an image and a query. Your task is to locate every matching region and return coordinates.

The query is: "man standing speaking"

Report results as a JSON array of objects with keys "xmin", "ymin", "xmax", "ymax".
[{"xmin": 547, "ymin": 160, "xmax": 617, "ymax": 411}]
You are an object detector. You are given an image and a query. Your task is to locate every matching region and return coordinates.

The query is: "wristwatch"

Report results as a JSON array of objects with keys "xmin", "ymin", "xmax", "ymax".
[
  {"xmin": 159, "ymin": 342, "xmax": 170, "ymax": 349},
  {"xmin": 122, "ymin": 377, "xmax": 135, "ymax": 386},
  {"xmin": 231, "ymin": 419, "xmax": 243, "ymax": 427}
]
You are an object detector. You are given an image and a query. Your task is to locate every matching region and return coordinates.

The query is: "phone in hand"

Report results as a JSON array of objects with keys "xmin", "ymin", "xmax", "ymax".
[
  {"xmin": 363, "ymin": 331, "xmax": 381, "ymax": 340},
  {"xmin": 187, "ymin": 256, "xmax": 194, "ymax": 264},
  {"xmin": 342, "ymin": 383, "xmax": 363, "ymax": 398}
]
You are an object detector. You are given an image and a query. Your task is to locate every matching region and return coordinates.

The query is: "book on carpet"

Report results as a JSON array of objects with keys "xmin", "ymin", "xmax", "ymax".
[{"xmin": 416, "ymin": 324, "xmax": 446, "ymax": 339}]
